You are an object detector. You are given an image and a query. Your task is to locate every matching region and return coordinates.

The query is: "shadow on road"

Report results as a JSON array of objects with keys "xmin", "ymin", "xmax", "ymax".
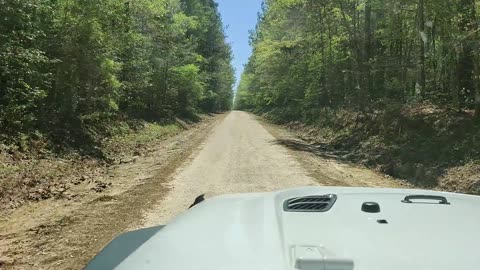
[
  {"xmin": 272, "ymin": 139, "xmax": 349, "ymax": 162},
  {"xmin": 272, "ymin": 138, "xmax": 440, "ymax": 189}
]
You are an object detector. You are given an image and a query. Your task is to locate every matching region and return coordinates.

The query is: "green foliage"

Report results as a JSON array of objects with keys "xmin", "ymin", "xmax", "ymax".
[
  {"xmin": 171, "ymin": 64, "xmax": 205, "ymax": 116},
  {"xmin": 103, "ymin": 122, "xmax": 181, "ymax": 160},
  {"xmin": 234, "ymin": 73, "xmax": 255, "ymax": 110},
  {"xmin": 236, "ymin": 0, "xmax": 480, "ymax": 121},
  {"xmin": 0, "ymin": 0, "xmax": 53, "ymax": 140},
  {"xmin": 0, "ymin": 0, "xmax": 234, "ymax": 149},
  {"xmin": 182, "ymin": 0, "xmax": 235, "ymax": 112}
]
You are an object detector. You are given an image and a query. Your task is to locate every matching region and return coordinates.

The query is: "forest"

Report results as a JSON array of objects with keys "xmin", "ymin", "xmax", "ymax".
[
  {"xmin": 236, "ymin": 0, "xmax": 479, "ymax": 118},
  {"xmin": 236, "ymin": 0, "xmax": 480, "ymax": 188},
  {"xmin": 0, "ymin": 0, "xmax": 234, "ymax": 151}
]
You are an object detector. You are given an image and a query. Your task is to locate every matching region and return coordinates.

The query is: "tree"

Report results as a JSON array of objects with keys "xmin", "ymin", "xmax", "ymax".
[
  {"xmin": 0, "ymin": 0, "xmax": 234, "ymax": 148},
  {"xmin": 0, "ymin": 0, "xmax": 52, "ymax": 141},
  {"xmin": 235, "ymin": 0, "xmax": 480, "ymax": 122}
]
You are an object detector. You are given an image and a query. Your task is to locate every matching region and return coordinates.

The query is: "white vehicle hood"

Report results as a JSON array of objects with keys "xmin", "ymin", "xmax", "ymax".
[{"xmin": 89, "ymin": 187, "xmax": 480, "ymax": 270}]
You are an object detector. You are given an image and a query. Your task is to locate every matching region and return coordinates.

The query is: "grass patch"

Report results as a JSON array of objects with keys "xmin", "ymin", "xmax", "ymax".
[{"xmin": 102, "ymin": 122, "xmax": 182, "ymax": 161}]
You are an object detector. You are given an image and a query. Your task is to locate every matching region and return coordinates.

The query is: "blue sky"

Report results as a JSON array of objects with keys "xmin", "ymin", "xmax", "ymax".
[{"xmin": 215, "ymin": 0, "xmax": 263, "ymax": 89}]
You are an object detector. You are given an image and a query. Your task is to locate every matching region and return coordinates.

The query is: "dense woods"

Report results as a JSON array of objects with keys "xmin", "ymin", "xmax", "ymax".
[
  {"xmin": 0, "ymin": 0, "xmax": 234, "ymax": 149},
  {"xmin": 236, "ymin": 0, "xmax": 480, "ymax": 188},
  {"xmin": 236, "ymin": 0, "xmax": 480, "ymax": 120}
]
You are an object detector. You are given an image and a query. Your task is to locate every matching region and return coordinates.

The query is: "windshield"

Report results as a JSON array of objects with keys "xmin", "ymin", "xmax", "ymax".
[{"xmin": 1, "ymin": 0, "xmax": 479, "ymax": 269}]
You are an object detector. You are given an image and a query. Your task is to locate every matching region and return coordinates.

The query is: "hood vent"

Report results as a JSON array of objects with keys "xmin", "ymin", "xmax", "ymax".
[{"xmin": 284, "ymin": 194, "xmax": 337, "ymax": 212}]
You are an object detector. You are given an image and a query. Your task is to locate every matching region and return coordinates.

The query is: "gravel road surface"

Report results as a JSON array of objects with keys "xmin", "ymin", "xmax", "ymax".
[{"xmin": 141, "ymin": 111, "xmax": 319, "ymax": 227}]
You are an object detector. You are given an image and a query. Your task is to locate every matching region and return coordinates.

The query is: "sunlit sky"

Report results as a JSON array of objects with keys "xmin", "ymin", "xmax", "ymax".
[{"xmin": 215, "ymin": 0, "xmax": 263, "ymax": 89}]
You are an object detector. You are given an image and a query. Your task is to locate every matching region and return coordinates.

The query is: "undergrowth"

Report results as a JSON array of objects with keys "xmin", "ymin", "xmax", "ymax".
[
  {"xmin": 264, "ymin": 105, "xmax": 480, "ymax": 194},
  {"xmin": 0, "ymin": 118, "xmax": 191, "ymax": 211}
]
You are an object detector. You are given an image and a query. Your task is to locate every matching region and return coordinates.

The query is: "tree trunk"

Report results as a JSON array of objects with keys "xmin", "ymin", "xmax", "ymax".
[
  {"xmin": 363, "ymin": 0, "xmax": 373, "ymax": 100},
  {"xmin": 470, "ymin": 1, "xmax": 480, "ymax": 118},
  {"xmin": 457, "ymin": 0, "xmax": 477, "ymax": 112},
  {"xmin": 163, "ymin": 60, "xmax": 169, "ymax": 108},
  {"xmin": 417, "ymin": 0, "xmax": 426, "ymax": 100},
  {"xmin": 475, "ymin": 52, "xmax": 480, "ymax": 118}
]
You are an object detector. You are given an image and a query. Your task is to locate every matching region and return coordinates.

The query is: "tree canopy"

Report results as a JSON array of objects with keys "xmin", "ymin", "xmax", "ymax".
[
  {"xmin": 0, "ymin": 0, "xmax": 234, "ymax": 147},
  {"xmin": 236, "ymin": 0, "xmax": 480, "ymax": 121}
]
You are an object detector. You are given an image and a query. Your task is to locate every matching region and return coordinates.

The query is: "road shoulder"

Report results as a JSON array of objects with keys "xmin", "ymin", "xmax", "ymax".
[
  {"xmin": 258, "ymin": 116, "xmax": 410, "ymax": 189},
  {"xmin": 0, "ymin": 114, "xmax": 226, "ymax": 270}
]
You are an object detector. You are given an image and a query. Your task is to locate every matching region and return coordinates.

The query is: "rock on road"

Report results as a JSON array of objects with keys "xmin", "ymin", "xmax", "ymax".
[{"xmin": 140, "ymin": 111, "xmax": 318, "ymax": 227}]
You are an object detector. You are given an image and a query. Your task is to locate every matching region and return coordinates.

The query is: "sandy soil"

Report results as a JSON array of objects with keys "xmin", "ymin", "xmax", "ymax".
[
  {"xmin": 260, "ymin": 118, "xmax": 410, "ymax": 189},
  {"xmin": 139, "ymin": 111, "xmax": 319, "ymax": 227}
]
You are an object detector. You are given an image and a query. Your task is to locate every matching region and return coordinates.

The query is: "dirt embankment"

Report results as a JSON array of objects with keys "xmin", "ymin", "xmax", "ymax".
[
  {"xmin": 262, "ymin": 106, "xmax": 480, "ymax": 195},
  {"xmin": 0, "ymin": 114, "xmax": 224, "ymax": 270},
  {"xmin": 0, "ymin": 122, "xmax": 183, "ymax": 212}
]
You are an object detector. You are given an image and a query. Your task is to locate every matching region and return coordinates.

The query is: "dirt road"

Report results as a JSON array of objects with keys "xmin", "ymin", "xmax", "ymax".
[
  {"xmin": 139, "ymin": 111, "xmax": 403, "ymax": 228},
  {"xmin": 1, "ymin": 111, "xmax": 405, "ymax": 270},
  {"xmin": 140, "ymin": 111, "xmax": 319, "ymax": 227}
]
